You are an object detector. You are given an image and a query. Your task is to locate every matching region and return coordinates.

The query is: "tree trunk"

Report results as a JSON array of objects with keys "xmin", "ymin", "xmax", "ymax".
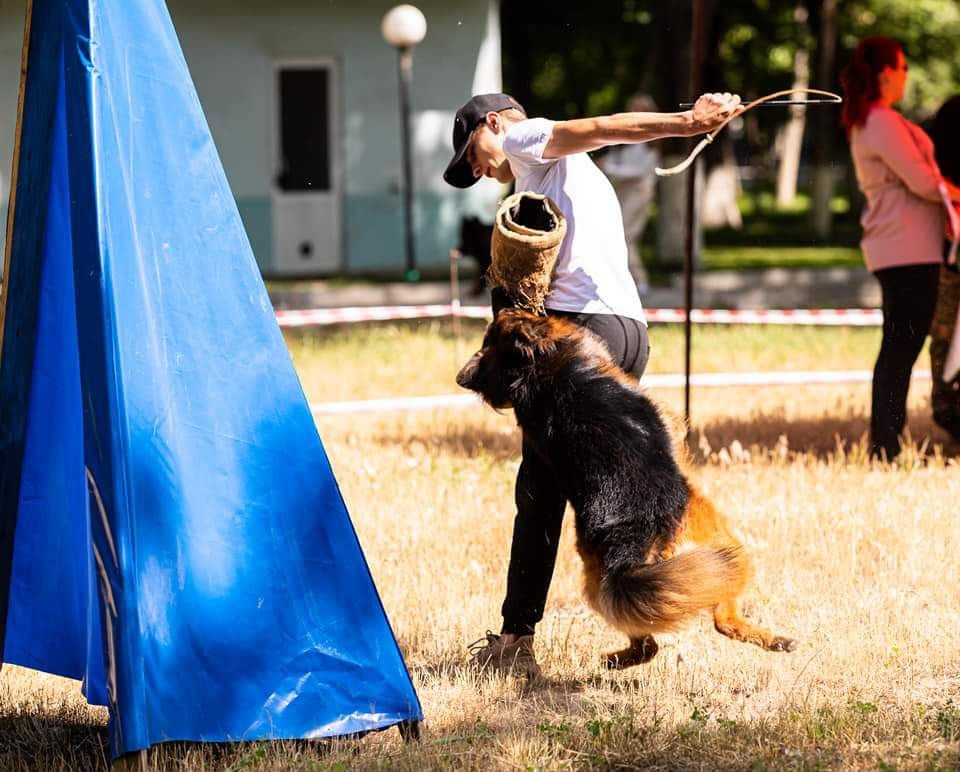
[
  {"xmin": 776, "ymin": 4, "xmax": 810, "ymax": 208},
  {"xmin": 810, "ymin": 0, "xmax": 838, "ymax": 239}
]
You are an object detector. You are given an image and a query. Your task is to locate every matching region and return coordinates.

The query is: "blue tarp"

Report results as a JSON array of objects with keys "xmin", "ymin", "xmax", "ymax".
[{"xmin": 0, "ymin": 0, "xmax": 421, "ymax": 757}]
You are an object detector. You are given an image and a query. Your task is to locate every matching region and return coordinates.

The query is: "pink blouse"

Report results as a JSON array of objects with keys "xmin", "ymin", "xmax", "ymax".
[{"xmin": 850, "ymin": 106, "xmax": 945, "ymax": 272}]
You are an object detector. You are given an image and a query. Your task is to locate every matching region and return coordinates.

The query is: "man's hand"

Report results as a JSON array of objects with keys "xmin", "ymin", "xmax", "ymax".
[{"xmin": 688, "ymin": 92, "xmax": 742, "ymax": 135}]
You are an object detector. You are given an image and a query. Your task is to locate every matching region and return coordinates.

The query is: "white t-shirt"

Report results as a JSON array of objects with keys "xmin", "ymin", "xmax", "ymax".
[{"xmin": 502, "ymin": 118, "xmax": 646, "ymax": 323}]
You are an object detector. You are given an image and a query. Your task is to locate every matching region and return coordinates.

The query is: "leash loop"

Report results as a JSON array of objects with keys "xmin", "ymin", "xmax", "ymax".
[{"xmin": 655, "ymin": 88, "xmax": 843, "ymax": 177}]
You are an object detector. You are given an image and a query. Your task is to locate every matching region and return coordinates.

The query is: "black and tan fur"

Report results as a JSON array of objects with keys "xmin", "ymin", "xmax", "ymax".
[{"xmin": 456, "ymin": 309, "xmax": 796, "ymax": 668}]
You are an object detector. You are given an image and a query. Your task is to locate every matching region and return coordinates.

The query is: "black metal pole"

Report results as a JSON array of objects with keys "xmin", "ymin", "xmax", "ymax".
[
  {"xmin": 684, "ymin": 0, "xmax": 705, "ymax": 438},
  {"xmin": 398, "ymin": 46, "xmax": 418, "ymax": 281}
]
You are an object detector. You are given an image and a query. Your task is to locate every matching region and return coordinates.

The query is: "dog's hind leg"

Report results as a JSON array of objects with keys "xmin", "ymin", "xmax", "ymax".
[
  {"xmin": 681, "ymin": 486, "xmax": 797, "ymax": 653},
  {"xmin": 604, "ymin": 635, "xmax": 659, "ymax": 669},
  {"xmin": 713, "ymin": 599, "xmax": 796, "ymax": 652},
  {"xmin": 578, "ymin": 540, "xmax": 661, "ymax": 668}
]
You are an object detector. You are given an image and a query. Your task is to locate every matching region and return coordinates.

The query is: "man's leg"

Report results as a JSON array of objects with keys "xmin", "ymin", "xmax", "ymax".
[
  {"xmin": 469, "ymin": 437, "xmax": 565, "ymax": 677},
  {"xmin": 500, "ymin": 436, "xmax": 568, "ymax": 635}
]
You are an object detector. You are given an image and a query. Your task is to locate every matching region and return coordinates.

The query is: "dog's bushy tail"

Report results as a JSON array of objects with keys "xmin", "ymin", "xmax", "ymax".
[{"xmin": 598, "ymin": 546, "xmax": 747, "ymax": 636}]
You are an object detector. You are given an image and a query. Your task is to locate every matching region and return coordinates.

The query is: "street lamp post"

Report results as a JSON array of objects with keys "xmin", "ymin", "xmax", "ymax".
[{"xmin": 381, "ymin": 5, "xmax": 427, "ymax": 282}]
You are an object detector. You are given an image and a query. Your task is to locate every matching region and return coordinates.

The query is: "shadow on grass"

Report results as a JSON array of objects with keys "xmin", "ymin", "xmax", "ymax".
[
  {"xmin": 693, "ymin": 408, "xmax": 960, "ymax": 462},
  {"xmin": 0, "ymin": 711, "xmax": 398, "ymax": 770},
  {"xmin": 145, "ymin": 737, "xmax": 362, "ymax": 769},
  {"xmin": 0, "ymin": 714, "xmax": 108, "ymax": 770},
  {"xmin": 411, "ymin": 655, "xmax": 617, "ymax": 698},
  {"xmin": 372, "ymin": 406, "xmax": 960, "ymax": 466},
  {"xmin": 379, "ymin": 421, "xmax": 522, "ymax": 463},
  {"xmin": 412, "ymin": 691, "xmax": 960, "ymax": 771}
]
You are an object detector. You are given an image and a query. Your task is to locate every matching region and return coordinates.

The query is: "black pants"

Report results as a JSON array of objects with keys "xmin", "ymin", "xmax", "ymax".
[
  {"xmin": 870, "ymin": 263, "xmax": 940, "ymax": 460},
  {"xmin": 499, "ymin": 308, "xmax": 650, "ymax": 635}
]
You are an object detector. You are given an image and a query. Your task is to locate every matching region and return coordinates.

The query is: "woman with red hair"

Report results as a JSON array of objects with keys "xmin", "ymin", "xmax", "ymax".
[{"xmin": 842, "ymin": 37, "xmax": 960, "ymax": 459}]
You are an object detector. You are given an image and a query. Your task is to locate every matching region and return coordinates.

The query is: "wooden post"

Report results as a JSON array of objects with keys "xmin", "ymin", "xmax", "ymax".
[
  {"xmin": 0, "ymin": 0, "xmax": 45, "ymax": 666},
  {"xmin": 0, "ymin": 0, "xmax": 33, "ymax": 364}
]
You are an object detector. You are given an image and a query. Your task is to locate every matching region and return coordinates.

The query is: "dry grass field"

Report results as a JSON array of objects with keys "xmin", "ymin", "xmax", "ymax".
[{"xmin": 2, "ymin": 321, "xmax": 959, "ymax": 771}]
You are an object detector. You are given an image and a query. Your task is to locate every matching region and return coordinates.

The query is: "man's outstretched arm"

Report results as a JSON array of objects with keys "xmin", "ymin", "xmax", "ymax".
[{"xmin": 543, "ymin": 92, "xmax": 741, "ymax": 160}]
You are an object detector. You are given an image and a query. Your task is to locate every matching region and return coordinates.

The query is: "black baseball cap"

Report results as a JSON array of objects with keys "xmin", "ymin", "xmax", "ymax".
[{"xmin": 443, "ymin": 93, "xmax": 525, "ymax": 189}]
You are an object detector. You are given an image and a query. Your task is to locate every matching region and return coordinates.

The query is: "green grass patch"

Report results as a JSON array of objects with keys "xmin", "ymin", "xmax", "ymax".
[
  {"xmin": 702, "ymin": 245, "xmax": 862, "ymax": 270},
  {"xmin": 737, "ymin": 190, "xmax": 852, "ymax": 217},
  {"xmin": 284, "ymin": 319, "xmax": 887, "ymax": 402},
  {"xmin": 643, "ymin": 184, "xmax": 864, "ymax": 274}
]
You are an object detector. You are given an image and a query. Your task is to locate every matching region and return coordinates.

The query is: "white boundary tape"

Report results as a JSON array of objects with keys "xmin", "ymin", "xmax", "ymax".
[
  {"xmin": 310, "ymin": 369, "xmax": 931, "ymax": 415},
  {"xmin": 276, "ymin": 305, "xmax": 488, "ymax": 327},
  {"xmin": 647, "ymin": 308, "xmax": 881, "ymax": 326},
  {"xmin": 312, "ymin": 393, "xmax": 483, "ymax": 415},
  {"xmin": 277, "ymin": 305, "xmax": 883, "ymax": 328}
]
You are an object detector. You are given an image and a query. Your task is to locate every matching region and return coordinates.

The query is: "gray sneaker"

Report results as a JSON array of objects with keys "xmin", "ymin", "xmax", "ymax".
[{"xmin": 467, "ymin": 631, "xmax": 542, "ymax": 679}]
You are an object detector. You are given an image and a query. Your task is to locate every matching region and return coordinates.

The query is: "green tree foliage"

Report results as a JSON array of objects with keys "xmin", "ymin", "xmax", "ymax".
[
  {"xmin": 840, "ymin": 0, "xmax": 960, "ymax": 119},
  {"xmin": 503, "ymin": 0, "xmax": 803, "ymax": 120},
  {"xmin": 501, "ymin": 0, "xmax": 664, "ymax": 118},
  {"xmin": 502, "ymin": 0, "xmax": 960, "ymax": 127}
]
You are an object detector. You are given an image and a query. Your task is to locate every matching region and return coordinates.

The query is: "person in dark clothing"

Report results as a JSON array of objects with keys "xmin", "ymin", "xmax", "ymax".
[
  {"xmin": 490, "ymin": 289, "xmax": 650, "ymax": 653},
  {"xmin": 443, "ymin": 90, "xmax": 741, "ymax": 676},
  {"xmin": 929, "ymin": 95, "xmax": 960, "ymax": 441}
]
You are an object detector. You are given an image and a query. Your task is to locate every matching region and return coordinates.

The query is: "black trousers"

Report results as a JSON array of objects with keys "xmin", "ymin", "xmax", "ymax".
[
  {"xmin": 870, "ymin": 263, "xmax": 940, "ymax": 460},
  {"xmin": 499, "ymin": 307, "xmax": 650, "ymax": 635}
]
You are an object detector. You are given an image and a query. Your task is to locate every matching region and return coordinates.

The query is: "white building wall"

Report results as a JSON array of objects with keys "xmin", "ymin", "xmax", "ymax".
[{"xmin": 0, "ymin": 0, "xmax": 502, "ymax": 274}]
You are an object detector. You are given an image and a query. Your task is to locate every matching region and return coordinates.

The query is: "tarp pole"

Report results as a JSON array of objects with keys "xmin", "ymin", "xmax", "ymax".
[
  {"xmin": 683, "ymin": 0, "xmax": 705, "ymax": 438},
  {"xmin": 0, "ymin": 0, "xmax": 34, "ymax": 668},
  {"xmin": 0, "ymin": 0, "xmax": 33, "ymax": 363}
]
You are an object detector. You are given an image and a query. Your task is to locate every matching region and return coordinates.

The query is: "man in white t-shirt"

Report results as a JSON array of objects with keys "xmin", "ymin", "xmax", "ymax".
[{"xmin": 444, "ymin": 91, "xmax": 740, "ymax": 677}]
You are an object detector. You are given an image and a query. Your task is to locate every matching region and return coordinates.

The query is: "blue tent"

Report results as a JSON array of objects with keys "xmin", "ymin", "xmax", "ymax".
[{"xmin": 0, "ymin": 0, "xmax": 422, "ymax": 758}]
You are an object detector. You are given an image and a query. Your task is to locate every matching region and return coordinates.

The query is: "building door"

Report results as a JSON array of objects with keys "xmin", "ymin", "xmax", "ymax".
[{"xmin": 272, "ymin": 60, "xmax": 341, "ymax": 275}]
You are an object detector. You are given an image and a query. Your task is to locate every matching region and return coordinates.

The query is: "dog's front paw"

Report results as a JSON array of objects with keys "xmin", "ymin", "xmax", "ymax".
[{"xmin": 766, "ymin": 636, "xmax": 797, "ymax": 652}]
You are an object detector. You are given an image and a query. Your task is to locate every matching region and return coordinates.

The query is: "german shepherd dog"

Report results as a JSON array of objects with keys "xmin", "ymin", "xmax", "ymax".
[{"xmin": 456, "ymin": 310, "xmax": 796, "ymax": 668}]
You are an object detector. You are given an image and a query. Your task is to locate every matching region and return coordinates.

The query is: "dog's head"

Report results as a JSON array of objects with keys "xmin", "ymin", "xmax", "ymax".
[{"xmin": 456, "ymin": 309, "xmax": 578, "ymax": 409}]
